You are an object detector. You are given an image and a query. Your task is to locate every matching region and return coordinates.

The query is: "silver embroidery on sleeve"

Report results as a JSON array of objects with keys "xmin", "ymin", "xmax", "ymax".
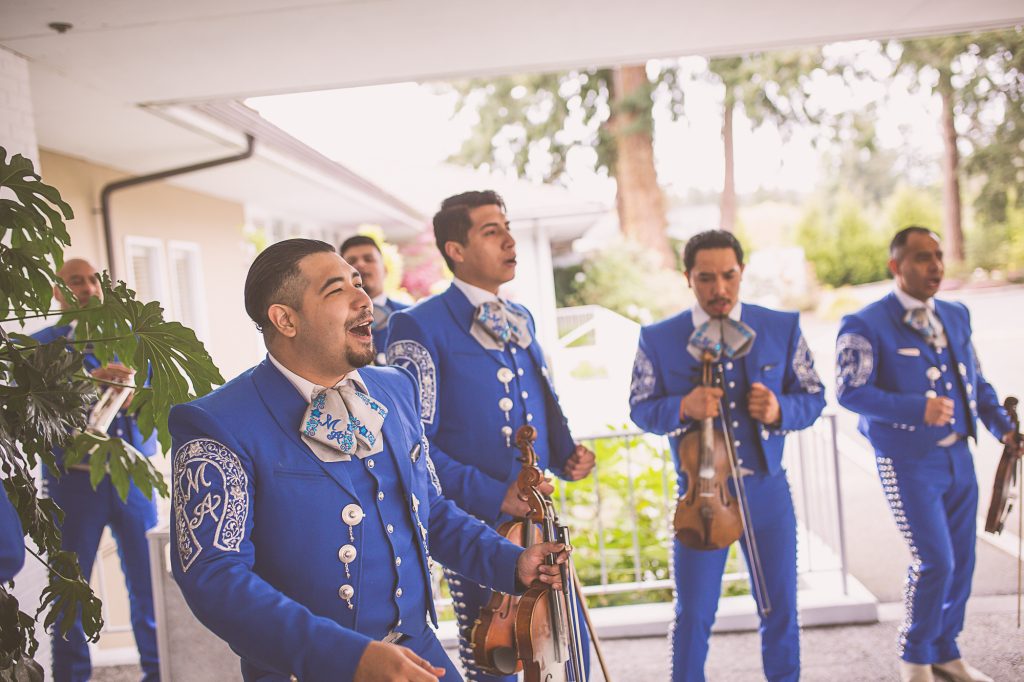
[
  {"xmin": 421, "ymin": 434, "xmax": 443, "ymax": 495},
  {"xmin": 173, "ymin": 438, "xmax": 250, "ymax": 573},
  {"xmin": 792, "ymin": 334, "xmax": 824, "ymax": 394},
  {"xmin": 629, "ymin": 347, "xmax": 656, "ymax": 407},
  {"xmin": 387, "ymin": 340, "xmax": 437, "ymax": 424},
  {"xmin": 836, "ymin": 333, "xmax": 873, "ymax": 397}
]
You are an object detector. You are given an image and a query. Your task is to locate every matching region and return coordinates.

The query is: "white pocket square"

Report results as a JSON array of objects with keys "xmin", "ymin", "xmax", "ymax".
[{"xmin": 897, "ymin": 347, "xmax": 921, "ymax": 357}]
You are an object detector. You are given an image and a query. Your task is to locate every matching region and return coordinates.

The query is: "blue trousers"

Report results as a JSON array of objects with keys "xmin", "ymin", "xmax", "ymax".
[
  {"xmin": 671, "ymin": 470, "xmax": 799, "ymax": 682},
  {"xmin": 875, "ymin": 440, "xmax": 977, "ymax": 664},
  {"xmin": 46, "ymin": 469, "xmax": 160, "ymax": 682},
  {"xmin": 447, "ymin": 567, "xmax": 591, "ymax": 682}
]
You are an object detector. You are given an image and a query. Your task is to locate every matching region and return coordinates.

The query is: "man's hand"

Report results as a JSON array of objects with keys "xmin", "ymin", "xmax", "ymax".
[
  {"xmin": 501, "ymin": 477, "xmax": 554, "ymax": 517},
  {"xmin": 516, "ymin": 541, "xmax": 569, "ymax": 591},
  {"xmin": 91, "ymin": 362, "xmax": 137, "ymax": 408},
  {"xmin": 747, "ymin": 382, "xmax": 781, "ymax": 425},
  {"xmin": 354, "ymin": 641, "xmax": 445, "ymax": 681},
  {"xmin": 681, "ymin": 386, "xmax": 723, "ymax": 421},
  {"xmin": 562, "ymin": 445, "xmax": 595, "ymax": 481},
  {"xmin": 924, "ymin": 397, "xmax": 954, "ymax": 426}
]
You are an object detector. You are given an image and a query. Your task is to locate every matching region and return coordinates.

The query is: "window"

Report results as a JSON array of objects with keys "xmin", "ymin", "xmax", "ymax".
[
  {"xmin": 124, "ymin": 236, "xmax": 166, "ymax": 303},
  {"xmin": 123, "ymin": 236, "xmax": 208, "ymax": 340},
  {"xmin": 167, "ymin": 241, "xmax": 208, "ymax": 340}
]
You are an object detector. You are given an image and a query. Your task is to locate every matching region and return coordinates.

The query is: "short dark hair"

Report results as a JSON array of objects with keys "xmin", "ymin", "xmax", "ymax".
[
  {"xmin": 244, "ymin": 238, "xmax": 334, "ymax": 335},
  {"xmin": 339, "ymin": 234, "xmax": 382, "ymax": 258},
  {"xmin": 683, "ymin": 230, "xmax": 744, "ymax": 272},
  {"xmin": 432, "ymin": 190, "xmax": 506, "ymax": 270},
  {"xmin": 890, "ymin": 226, "xmax": 940, "ymax": 259}
]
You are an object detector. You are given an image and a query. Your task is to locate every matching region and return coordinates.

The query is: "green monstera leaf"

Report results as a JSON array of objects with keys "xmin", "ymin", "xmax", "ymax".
[{"xmin": 0, "ymin": 146, "xmax": 224, "ymax": 673}]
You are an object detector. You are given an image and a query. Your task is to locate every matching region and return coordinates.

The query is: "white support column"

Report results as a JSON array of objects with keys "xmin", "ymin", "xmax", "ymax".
[
  {"xmin": 0, "ymin": 46, "xmax": 39, "ymax": 169},
  {"xmin": 0, "ymin": 46, "xmax": 51, "ymax": 679}
]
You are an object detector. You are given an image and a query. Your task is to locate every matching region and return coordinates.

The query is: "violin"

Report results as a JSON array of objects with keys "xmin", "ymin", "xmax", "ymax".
[
  {"xmin": 673, "ymin": 351, "xmax": 772, "ymax": 616},
  {"xmin": 512, "ymin": 425, "xmax": 588, "ymax": 682},
  {"xmin": 985, "ymin": 397, "xmax": 1021, "ymax": 535},
  {"xmin": 983, "ymin": 396, "xmax": 1022, "ymax": 626},
  {"xmin": 469, "ymin": 466, "xmax": 543, "ymax": 674}
]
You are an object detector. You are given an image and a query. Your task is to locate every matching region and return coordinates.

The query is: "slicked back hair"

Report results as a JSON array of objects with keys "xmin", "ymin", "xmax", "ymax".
[
  {"xmin": 432, "ymin": 190, "xmax": 506, "ymax": 270},
  {"xmin": 339, "ymin": 234, "xmax": 382, "ymax": 259},
  {"xmin": 683, "ymin": 230, "xmax": 744, "ymax": 272},
  {"xmin": 244, "ymin": 238, "xmax": 335, "ymax": 336},
  {"xmin": 890, "ymin": 226, "xmax": 940, "ymax": 260}
]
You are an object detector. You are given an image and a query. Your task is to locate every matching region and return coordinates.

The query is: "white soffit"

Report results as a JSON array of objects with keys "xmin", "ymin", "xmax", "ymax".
[{"xmin": 3, "ymin": 1, "xmax": 1022, "ymax": 229}]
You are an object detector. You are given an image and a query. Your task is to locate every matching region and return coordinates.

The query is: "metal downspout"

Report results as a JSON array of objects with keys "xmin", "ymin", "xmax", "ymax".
[{"xmin": 99, "ymin": 134, "xmax": 256, "ymax": 279}]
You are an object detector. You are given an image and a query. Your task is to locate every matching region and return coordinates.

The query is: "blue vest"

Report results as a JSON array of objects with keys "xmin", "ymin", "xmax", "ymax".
[
  {"xmin": 372, "ymin": 297, "xmax": 410, "ymax": 365},
  {"xmin": 718, "ymin": 356, "xmax": 768, "ymax": 473}
]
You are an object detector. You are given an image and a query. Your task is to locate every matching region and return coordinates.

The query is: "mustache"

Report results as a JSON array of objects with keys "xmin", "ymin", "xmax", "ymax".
[{"xmin": 347, "ymin": 313, "xmax": 374, "ymax": 330}]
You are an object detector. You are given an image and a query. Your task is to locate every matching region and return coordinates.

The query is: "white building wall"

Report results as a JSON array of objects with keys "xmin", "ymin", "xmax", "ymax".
[
  {"xmin": 0, "ymin": 46, "xmax": 51, "ymax": 679},
  {"xmin": 0, "ymin": 47, "xmax": 39, "ymax": 168}
]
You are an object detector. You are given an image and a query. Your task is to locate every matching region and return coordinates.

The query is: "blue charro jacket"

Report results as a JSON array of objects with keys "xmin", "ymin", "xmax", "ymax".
[
  {"xmin": 169, "ymin": 359, "xmax": 521, "ymax": 682},
  {"xmin": 630, "ymin": 304, "xmax": 826, "ymax": 475},
  {"xmin": 836, "ymin": 292, "xmax": 1011, "ymax": 455}
]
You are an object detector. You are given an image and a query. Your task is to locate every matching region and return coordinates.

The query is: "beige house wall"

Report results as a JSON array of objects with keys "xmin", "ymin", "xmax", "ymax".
[
  {"xmin": 38, "ymin": 149, "xmax": 265, "ymax": 657},
  {"xmin": 39, "ymin": 149, "xmax": 263, "ymax": 381}
]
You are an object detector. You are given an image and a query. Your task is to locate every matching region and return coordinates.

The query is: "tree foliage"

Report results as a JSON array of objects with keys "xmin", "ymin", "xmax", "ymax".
[
  {"xmin": 0, "ymin": 148, "xmax": 224, "ymax": 674},
  {"xmin": 797, "ymin": 194, "xmax": 889, "ymax": 287}
]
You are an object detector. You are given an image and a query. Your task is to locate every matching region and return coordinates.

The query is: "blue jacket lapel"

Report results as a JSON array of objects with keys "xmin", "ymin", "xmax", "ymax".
[
  {"xmin": 251, "ymin": 358, "xmax": 358, "ymax": 498},
  {"xmin": 884, "ymin": 292, "xmax": 942, "ymax": 364},
  {"xmin": 441, "ymin": 285, "xmax": 506, "ymax": 368}
]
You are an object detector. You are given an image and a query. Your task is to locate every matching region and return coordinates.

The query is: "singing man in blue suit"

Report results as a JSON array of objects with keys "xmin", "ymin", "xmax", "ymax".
[
  {"xmin": 32, "ymin": 257, "xmax": 160, "ymax": 682},
  {"xmin": 170, "ymin": 239, "xmax": 568, "ymax": 682},
  {"xmin": 836, "ymin": 227, "xmax": 1016, "ymax": 682},
  {"xmin": 386, "ymin": 190, "xmax": 596, "ymax": 682},
  {"xmin": 340, "ymin": 235, "xmax": 409, "ymax": 366},
  {"xmin": 630, "ymin": 230, "xmax": 825, "ymax": 682}
]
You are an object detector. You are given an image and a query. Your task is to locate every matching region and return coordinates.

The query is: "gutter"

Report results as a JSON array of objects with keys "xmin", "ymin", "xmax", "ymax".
[{"xmin": 99, "ymin": 134, "xmax": 256, "ymax": 279}]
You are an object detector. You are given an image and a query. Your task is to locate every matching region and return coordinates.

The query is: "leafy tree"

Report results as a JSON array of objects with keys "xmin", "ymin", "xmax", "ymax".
[
  {"xmin": 797, "ymin": 194, "xmax": 889, "ymax": 287},
  {"xmin": 691, "ymin": 50, "xmax": 823, "ymax": 232},
  {"xmin": 0, "ymin": 148, "xmax": 223, "ymax": 674},
  {"xmin": 450, "ymin": 65, "xmax": 673, "ymax": 265},
  {"xmin": 883, "ymin": 184, "xmax": 942, "ymax": 235},
  {"xmin": 558, "ymin": 239, "xmax": 690, "ymax": 324},
  {"xmin": 963, "ymin": 28, "xmax": 1024, "ymax": 228},
  {"xmin": 885, "ymin": 28, "xmax": 1024, "ymax": 265}
]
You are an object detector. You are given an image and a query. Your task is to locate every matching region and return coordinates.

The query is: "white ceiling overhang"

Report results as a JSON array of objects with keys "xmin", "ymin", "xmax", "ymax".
[{"xmin": 2, "ymin": 1, "xmax": 1021, "ymax": 229}]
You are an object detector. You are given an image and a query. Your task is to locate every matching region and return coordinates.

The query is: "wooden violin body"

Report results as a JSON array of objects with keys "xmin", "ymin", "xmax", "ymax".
[
  {"xmin": 985, "ymin": 397, "xmax": 1020, "ymax": 535},
  {"xmin": 470, "ymin": 519, "xmax": 542, "ymax": 675},
  {"xmin": 674, "ymin": 428, "xmax": 743, "ymax": 550},
  {"xmin": 673, "ymin": 353, "xmax": 743, "ymax": 551}
]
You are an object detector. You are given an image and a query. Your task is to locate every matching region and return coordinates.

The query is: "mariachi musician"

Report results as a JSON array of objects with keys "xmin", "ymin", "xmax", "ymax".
[
  {"xmin": 629, "ymin": 230, "xmax": 825, "ymax": 682},
  {"xmin": 836, "ymin": 226, "xmax": 1018, "ymax": 682},
  {"xmin": 387, "ymin": 190, "xmax": 596, "ymax": 682}
]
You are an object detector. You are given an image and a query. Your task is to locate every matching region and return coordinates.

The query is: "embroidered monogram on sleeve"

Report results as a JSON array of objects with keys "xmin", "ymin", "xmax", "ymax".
[
  {"xmin": 173, "ymin": 439, "xmax": 250, "ymax": 573},
  {"xmin": 387, "ymin": 340, "xmax": 437, "ymax": 424},
  {"xmin": 629, "ymin": 347, "xmax": 656, "ymax": 406},
  {"xmin": 792, "ymin": 334, "xmax": 824, "ymax": 394},
  {"xmin": 836, "ymin": 333, "xmax": 874, "ymax": 396}
]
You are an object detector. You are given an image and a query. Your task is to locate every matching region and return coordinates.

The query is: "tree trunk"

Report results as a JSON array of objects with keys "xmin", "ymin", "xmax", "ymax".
[
  {"xmin": 611, "ymin": 65, "xmax": 672, "ymax": 267},
  {"xmin": 938, "ymin": 74, "xmax": 964, "ymax": 265},
  {"xmin": 720, "ymin": 97, "xmax": 737, "ymax": 233}
]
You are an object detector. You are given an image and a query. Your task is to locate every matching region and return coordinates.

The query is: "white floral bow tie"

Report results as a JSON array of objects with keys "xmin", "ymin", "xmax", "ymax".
[{"xmin": 301, "ymin": 381, "xmax": 388, "ymax": 462}]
